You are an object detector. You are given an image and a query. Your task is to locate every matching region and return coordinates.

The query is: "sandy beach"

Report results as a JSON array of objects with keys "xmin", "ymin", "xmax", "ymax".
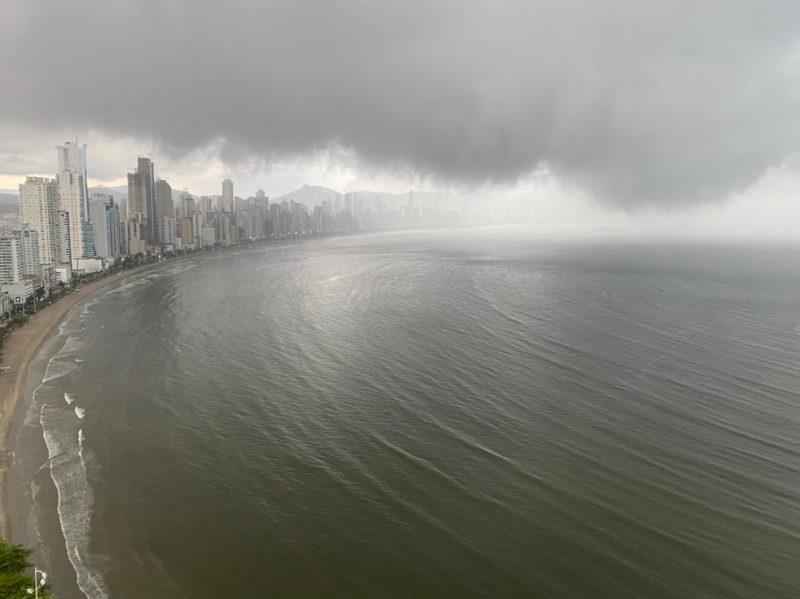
[{"xmin": 0, "ymin": 267, "xmax": 148, "ymax": 539}]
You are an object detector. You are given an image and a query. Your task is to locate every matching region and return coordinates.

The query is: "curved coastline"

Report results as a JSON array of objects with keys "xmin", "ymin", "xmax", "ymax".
[
  {"xmin": 0, "ymin": 265, "xmax": 153, "ymax": 539},
  {"xmin": 0, "ymin": 233, "xmax": 376, "ymax": 543}
]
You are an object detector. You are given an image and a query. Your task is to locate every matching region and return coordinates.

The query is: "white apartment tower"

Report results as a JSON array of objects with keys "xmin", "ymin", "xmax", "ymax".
[
  {"xmin": 55, "ymin": 210, "xmax": 72, "ymax": 264},
  {"xmin": 57, "ymin": 140, "xmax": 89, "ymax": 220},
  {"xmin": 19, "ymin": 176, "xmax": 63, "ymax": 265},
  {"xmin": 56, "ymin": 141, "xmax": 92, "ymax": 259},
  {"xmin": 0, "ymin": 235, "xmax": 23, "ymax": 284},
  {"xmin": 13, "ymin": 229, "xmax": 41, "ymax": 277},
  {"xmin": 90, "ymin": 193, "xmax": 122, "ymax": 259},
  {"xmin": 56, "ymin": 170, "xmax": 88, "ymax": 260}
]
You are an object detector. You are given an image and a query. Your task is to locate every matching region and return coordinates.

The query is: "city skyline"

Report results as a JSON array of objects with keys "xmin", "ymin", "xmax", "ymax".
[
  {"xmin": 2, "ymin": 134, "xmax": 799, "ymax": 241},
  {"xmin": 0, "ymin": 3, "xmax": 798, "ymax": 598},
  {"xmin": 0, "ymin": 136, "xmax": 543, "ymax": 322}
]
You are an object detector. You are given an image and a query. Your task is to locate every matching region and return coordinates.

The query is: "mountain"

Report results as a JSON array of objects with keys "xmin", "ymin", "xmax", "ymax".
[
  {"xmin": 274, "ymin": 184, "xmax": 457, "ymax": 209},
  {"xmin": 89, "ymin": 185, "xmax": 127, "ymax": 202},
  {"xmin": 274, "ymin": 184, "xmax": 342, "ymax": 206}
]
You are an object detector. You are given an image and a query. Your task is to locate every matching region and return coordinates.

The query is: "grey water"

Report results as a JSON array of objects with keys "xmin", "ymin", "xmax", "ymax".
[{"xmin": 9, "ymin": 227, "xmax": 800, "ymax": 598}]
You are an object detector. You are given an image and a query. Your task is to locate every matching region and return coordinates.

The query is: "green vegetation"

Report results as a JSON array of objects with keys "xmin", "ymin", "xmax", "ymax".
[
  {"xmin": 0, "ymin": 538, "xmax": 52, "ymax": 598},
  {"xmin": 10, "ymin": 315, "xmax": 29, "ymax": 326}
]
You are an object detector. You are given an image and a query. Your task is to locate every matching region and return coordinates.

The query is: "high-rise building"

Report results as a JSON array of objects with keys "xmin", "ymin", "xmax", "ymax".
[
  {"xmin": 56, "ymin": 139, "xmax": 90, "ymax": 222},
  {"xmin": 90, "ymin": 193, "xmax": 122, "ymax": 259},
  {"xmin": 201, "ymin": 225, "xmax": 216, "ymax": 247},
  {"xmin": 192, "ymin": 211, "xmax": 204, "ymax": 248},
  {"xmin": 13, "ymin": 229, "xmax": 41, "ymax": 277},
  {"xmin": 117, "ymin": 197, "xmax": 128, "ymax": 256},
  {"xmin": 222, "ymin": 179, "xmax": 234, "ymax": 213},
  {"xmin": 159, "ymin": 216, "xmax": 176, "ymax": 246},
  {"xmin": 126, "ymin": 213, "xmax": 146, "ymax": 255},
  {"xmin": 181, "ymin": 192, "xmax": 195, "ymax": 221},
  {"xmin": 19, "ymin": 176, "xmax": 64, "ymax": 265},
  {"xmin": 127, "ymin": 157, "xmax": 157, "ymax": 243},
  {"xmin": 55, "ymin": 210, "xmax": 72, "ymax": 264},
  {"xmin": 55, "ymin": 141, "xmax": 93, "ymax": 258},
  {"xmin": 199, "ymin": 196, "xmax": 213, "ymax": 222},
  {"xmin": 179, "ymin": 217, "xmax": 194, "ymax": 249},
  {"xmin": 83, "ymin": 220, "xmax": 95, "ymax": 257},
  {"xmin": 0, "ymin": 235, "xmax": 23, "ymax": 284},
  {"xmin": 155, "ymin": 179, "xmax": 173, "ymax": 244},
  {"xmin": 56, "ymin": 170, "xmax": 89, "ymax": 259}
]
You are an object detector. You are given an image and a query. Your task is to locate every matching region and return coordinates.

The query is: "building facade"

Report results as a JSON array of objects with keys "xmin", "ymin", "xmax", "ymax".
[
  {"xmin": 127, "ymin": 157, "xmax": 156, "ymax": 243},
  {"xmin": 19, "ymin": 176, "xmax": 64, "ymax": 266},
  {"xmin": 13, "ymin": 229, "xmax": 41, "ymax": 277},
  {"xmin": 222, "ymin": 179, "xmax": 234, "ymax": 213},
  {"xmin": 56, "ymin": 170, "xmax": 89, "ymax": 259},
  {"xmin": 0, "ymin": 235, "xmax": 23, "ymax": 284},
  {"xmin": 90, "ymin": 193, "xmax": 122, "ymax": 259}
]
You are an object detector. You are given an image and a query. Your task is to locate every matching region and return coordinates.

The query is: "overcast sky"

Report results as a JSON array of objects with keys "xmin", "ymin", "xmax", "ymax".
[{"xmin": 1, "ymin": 1, "xmax": 799, "ymax": 236}]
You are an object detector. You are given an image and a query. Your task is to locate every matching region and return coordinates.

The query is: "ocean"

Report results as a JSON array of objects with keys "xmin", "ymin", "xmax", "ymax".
[{"xmin": 8, "ymin": 227, "xmax": 800, "ymax": 598}]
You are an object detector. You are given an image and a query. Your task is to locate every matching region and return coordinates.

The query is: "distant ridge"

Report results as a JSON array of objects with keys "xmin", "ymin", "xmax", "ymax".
[
  {"xmin": 89, "ymin": 185, "xmax": 127, "ymax": 202},
  {"xmin": 275, "ymin": 184, "xmax": 342, "ymax": 205},
  {"xmin": 274, "ymin": 184, "xmax": 454, "ymax": 207}
]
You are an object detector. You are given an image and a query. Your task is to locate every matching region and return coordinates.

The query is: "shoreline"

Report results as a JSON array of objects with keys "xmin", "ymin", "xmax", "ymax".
[
  {"xmin": 0, "ymin": 229, "xmax": 383, "ymax": 543},
  {"xmin": 0, "ymin": 265, "xmax": 152, "ymax": 539}
]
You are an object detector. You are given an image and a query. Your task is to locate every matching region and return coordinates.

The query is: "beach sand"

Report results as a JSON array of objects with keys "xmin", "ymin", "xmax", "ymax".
[{"xmin": 0, "ymin": 268, "xmax": 147, "ymax": 539}]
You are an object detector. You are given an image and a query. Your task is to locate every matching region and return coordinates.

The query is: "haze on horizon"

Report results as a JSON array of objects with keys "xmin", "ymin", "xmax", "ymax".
[{"xmin": 2, "ymin": 0, "xmax": 800, "ymax": 238}]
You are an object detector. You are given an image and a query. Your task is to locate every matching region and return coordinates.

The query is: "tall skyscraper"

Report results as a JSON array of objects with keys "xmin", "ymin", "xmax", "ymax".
[
  {"xmin": 55, "ymin": 210, "xmax": 72, "ymax": 264},
  {"xmin": 117, "ymin": 196, "xmax": 128, "ymax": 256},
  {"xmin": 56, "ymin": 141, "xmax": 94, "ymax": 258},
  {"xmin": 56, "ymin": 170, "xmax": 89, "ymax": 259},
  {"xmin": 127, "ymin": 157, "xmax": 157, "ymax": 243},
  {"xmin": 90, "ymin": 193, "xmax": 122, "ymax": 259},
  {"xmin": 56, "ymin": 139, "xmax": 89, "ymax": 222},
  {"xmin": 19, "ymin": 176, "xmax": 64, "ymax": 265},
  {"xmin": 198, "ymin": 196, "xmax": 213, "ymax": 223},
  {"xmin": 222, "ymin": 179, "xmax": 234, "ymax": 213},
  {"xmin": 182, "ymin": 193, "xmax": 196, "ymax": 219},
  {"xmin": 156, "ymin": 179, "xmax": 174, "ymax": 244}
]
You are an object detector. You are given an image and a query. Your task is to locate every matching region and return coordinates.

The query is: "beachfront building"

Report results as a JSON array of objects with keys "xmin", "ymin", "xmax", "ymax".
[
  {"xmin": 19, "ymin": 176, "xmax": 63, "ymax": 266},
  {"xmin": 0, "ymin": 235, "xmax": 23, "ymax": 284},
  {"xmin": 55, "ymin": 210, "xmax": 72, "ymax": 265},
  {"xmin": 56, "ymin": 167, "xmax": 90, "ymax": 260},
  {"xmin": 222, "ymin": 179, "xmax": 234, "ymax": 213},
  {"xmin": 128, "ymin": 157, "xmax": 157, "ymax": 243},
  {"xmin": 126, "ymin": 213, "xmax": 147, "ymax": 255},
  {"xmin": 56, "ymin": 139, "xmax": 90, "ymax": 219},
  {"xmin": 13, "ymin": 229, "xmax": 41, "ymax": 277},
  {"xmin": 90, "ymin": 194, "xmax": 122, "ymax": 259},
  {"xmin": 155, "ymin": 179, "xmax": 174, "ymax": 246},
  {"xmin": 0, "ymin": 292, "xmax": 12, "ymax": 319},
  {"xmin": 0, "ymin": 234, "xmax": 35, "ymax": 307}
]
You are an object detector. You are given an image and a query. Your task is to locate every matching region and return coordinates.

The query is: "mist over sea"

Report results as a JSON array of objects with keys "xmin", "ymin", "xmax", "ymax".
[{"xmin": 9, "ymin": 227, "xmax": 800, "ymax": 598}]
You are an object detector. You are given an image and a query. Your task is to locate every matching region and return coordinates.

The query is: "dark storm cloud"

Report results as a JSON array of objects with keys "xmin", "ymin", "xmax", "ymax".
[{"xmin": 1, "ymin": 0, "xmax": 799, "ymax": 206}]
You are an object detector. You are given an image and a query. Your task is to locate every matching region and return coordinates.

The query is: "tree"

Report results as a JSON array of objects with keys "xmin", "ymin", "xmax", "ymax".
[{"xmin": 0, "ymin": 539, "xmax": 52, "ymax": 598}]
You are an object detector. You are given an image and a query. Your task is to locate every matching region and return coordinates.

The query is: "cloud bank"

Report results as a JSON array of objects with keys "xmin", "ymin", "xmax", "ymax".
[{"xmin": 1, "ymin": 0, "xmax": 799, "ymax": 207}]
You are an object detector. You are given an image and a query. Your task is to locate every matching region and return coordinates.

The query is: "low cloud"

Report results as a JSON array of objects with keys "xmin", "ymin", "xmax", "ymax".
[{"xmin": 1, "ymin": 0, "xmax": 799, "ymax": 207}]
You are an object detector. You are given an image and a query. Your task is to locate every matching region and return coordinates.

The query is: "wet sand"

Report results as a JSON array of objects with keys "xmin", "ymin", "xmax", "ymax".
[{"xmin": 0, "ymin": 268, "xmax": 147, "ymax": 538}]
